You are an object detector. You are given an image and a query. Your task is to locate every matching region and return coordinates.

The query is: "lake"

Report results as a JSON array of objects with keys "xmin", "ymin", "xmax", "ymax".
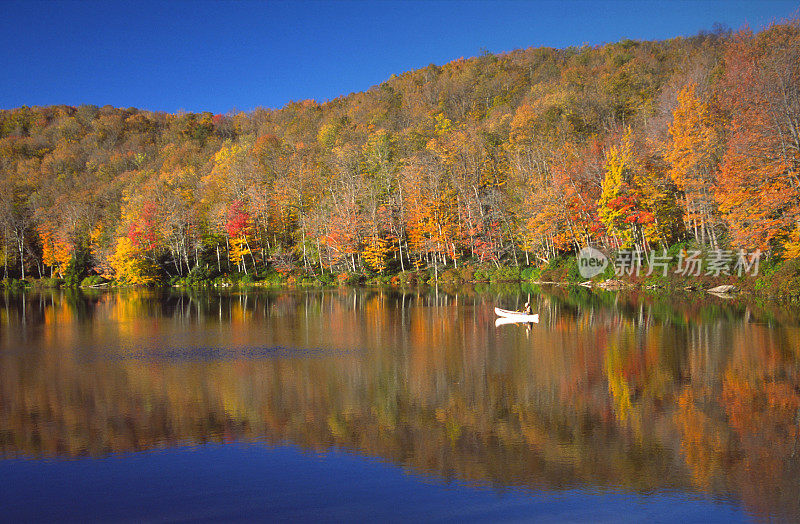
[{"xmin": 1, "ymin": 287, "xmax": 799, "ymax": 522}]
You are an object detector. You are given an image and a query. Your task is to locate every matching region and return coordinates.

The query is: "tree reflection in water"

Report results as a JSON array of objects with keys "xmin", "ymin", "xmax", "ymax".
[{"xmin": 1, "ymin": 287, "xmax": 799, "ymax": 520}]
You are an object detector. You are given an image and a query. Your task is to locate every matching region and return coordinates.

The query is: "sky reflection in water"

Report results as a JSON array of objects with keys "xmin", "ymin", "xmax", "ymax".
[{"xmin": 0, "ymin": 287, "xmax": 798, "ymax": 521}]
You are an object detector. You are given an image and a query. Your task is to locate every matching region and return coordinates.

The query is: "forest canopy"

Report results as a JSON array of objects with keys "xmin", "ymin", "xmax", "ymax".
[{"xmin": 1, "ymin": 19, "xmax": 798, "ymax": 285}]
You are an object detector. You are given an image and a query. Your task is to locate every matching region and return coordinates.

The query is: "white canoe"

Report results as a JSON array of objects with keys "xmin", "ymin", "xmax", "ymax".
[{"xmin": 494, "ymin": 307, "xmax": 539, "ymax": 323}]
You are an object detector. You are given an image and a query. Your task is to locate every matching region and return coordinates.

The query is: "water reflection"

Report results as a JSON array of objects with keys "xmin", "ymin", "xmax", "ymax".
[{"xmin": 1, "ymin": 287, "xmax": 799, "ymax": 520}]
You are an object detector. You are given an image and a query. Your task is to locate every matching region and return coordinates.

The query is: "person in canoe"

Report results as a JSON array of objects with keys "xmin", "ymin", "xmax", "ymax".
[{"xmin": 522, "ymin": 301, "xmax": 531, "ymax": 315}]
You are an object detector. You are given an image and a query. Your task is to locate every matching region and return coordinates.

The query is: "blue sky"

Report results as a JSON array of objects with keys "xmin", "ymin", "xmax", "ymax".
[{"xmin": 1, "ymin": 0, "xmax": 797, "ymax": 114}]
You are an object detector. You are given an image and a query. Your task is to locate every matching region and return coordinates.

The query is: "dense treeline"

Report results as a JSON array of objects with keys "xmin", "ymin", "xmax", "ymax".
[{"xmin": 0, "ymin": 20, "xmax": 798, "ymax": 286}]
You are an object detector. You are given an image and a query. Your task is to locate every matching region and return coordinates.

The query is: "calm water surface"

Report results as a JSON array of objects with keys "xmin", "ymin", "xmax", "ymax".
[{"xmin": 1, "ymin": 287, "xmax": 799, "ymax": 522}]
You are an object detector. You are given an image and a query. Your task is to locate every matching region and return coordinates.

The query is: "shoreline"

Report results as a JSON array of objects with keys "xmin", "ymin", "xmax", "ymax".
[{"xmin": 3, "ymin": 271, "xmax": 798, "ymax": 304}]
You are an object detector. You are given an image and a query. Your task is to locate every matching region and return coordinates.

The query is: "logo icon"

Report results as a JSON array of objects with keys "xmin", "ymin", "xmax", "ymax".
[{"xmin": 577, "ymin": 247, "xmax": 608, "ymax": 278}]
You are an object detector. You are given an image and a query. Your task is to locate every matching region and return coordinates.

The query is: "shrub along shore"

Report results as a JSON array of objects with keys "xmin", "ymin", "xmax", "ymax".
[{"xmin": 3, "ymin": 243, "xmax": 799, "ymax": 302}]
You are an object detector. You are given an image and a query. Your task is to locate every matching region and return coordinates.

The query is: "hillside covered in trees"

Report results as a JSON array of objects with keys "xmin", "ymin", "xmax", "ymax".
[{"xmin": 0, "ymin": 20, "xmax": 798, "ymax": 288}]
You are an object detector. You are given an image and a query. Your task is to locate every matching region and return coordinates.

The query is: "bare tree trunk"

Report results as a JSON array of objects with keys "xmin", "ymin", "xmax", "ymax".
[
  {"xmin": 708, "ymin": 212, "xmax": 719, "ymax": 250},
  {"xmin": 243, "ymin": 236, "xmax": 257, "ymax": 272},
  {"xmin": 398, "ymin": 237, "xmax": 405, "ymax": 272},
  {"xmin": 700, "ymin": 215, "xmax": 707, "ymax": 245},
  {"xmin": 225, "ymin": 236, "xmax": 231, "ymax": 271},
  {"xmin": 18, "ymin": 231, "xmax": 24, "ymax": 280},
  {"xmin": 171, "ymin": 245, "xmax": 181, "ymax": 276},
  {"xmin": 301, "ymin": 227, "xmax": 309, "ymax": 270},
  {"xmin": 182, "ymin": 239, "xmax": 191, "ymax": 274}
]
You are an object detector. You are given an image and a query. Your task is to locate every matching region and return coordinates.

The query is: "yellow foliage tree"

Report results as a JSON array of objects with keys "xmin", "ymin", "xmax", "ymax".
[
  {"xmin": 784, "ymin": 226, "xmax": 800, "ymax": 259},
  {"xmin": 600, "ymin": 134, "xmax": 679, "ymax": 250},
  {"xmin": 362, "ymin": 235, "xmax": 390, "ymax": 273},
  {"xmin": 228, "ymin": 235, "xmax": 252, "ymax": 273},
  {"xmin": 109, "ymin": 237, "xmax": 158, "ymax": 285},
  {"xmin": 598, "ymin": 139, "xmax": 641, "ymax": 248}
]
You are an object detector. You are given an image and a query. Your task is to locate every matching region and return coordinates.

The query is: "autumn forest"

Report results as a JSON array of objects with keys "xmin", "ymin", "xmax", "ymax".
[{"xmin": 1, "ymin": 20, "xmax": 799, "ymax": 288}]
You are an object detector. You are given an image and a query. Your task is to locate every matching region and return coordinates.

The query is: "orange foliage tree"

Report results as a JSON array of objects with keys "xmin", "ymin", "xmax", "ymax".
[
  {"xmin": 666, "ymin": 83, "xmax": 723, "ymax": 247},
  {"xmin": 716, "ymin": 22, "xmax": 800, "ymax": 252}
]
